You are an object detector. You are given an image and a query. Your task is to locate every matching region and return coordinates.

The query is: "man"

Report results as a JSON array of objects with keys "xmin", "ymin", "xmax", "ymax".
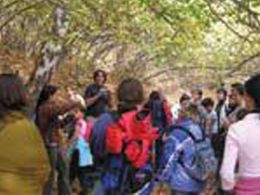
[
  {"xmin": 215, "ymin": 88, "xmax": 228, "ymax": 133},
  {"xmin": 84, "ymin": 69, "xmax": 110, "ymax": 118},
  {"xmin": 223, "ymin": 83, "xmax": 245, "ymax": 128}
]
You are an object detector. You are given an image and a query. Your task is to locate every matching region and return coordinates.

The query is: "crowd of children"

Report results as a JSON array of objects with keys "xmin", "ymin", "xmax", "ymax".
[{"xmin": 0, "ymin": 70, "xmax": 260, "ymax": 195}]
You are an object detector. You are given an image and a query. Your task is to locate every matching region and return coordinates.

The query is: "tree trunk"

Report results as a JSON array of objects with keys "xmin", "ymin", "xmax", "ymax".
[{"xmin": 27, "ymin": 2, "xmax": 68, "ymax": 105}]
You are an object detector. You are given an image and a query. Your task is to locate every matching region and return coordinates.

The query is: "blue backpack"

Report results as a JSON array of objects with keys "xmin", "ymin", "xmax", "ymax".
[
  {"xmin": 89, "ymin": 113, "xmax": 115, "ymax": 163},
  {"xmin": 173, "ymin": 125, "xmax": 217, "ymax": 181}
]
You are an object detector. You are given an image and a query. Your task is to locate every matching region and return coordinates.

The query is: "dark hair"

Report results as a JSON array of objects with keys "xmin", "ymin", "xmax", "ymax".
[
  {"xmin": 149, "ymin": 91, "xmax": 161, "ymax": 101},
  {"xmin": 231, "ymin": 82, "xmax": 244, "ymax": 96},
  {"xmin": 202, "ymin": 97, "xmax": 215, "ymax": 108},
  {"xmin": 145, "ymin": 91, "xmax": 161, "ymax": 109},
  {"xmin": 186, "ymin": 103, "xmax": 200, "ymax": 116},
  {"xmin": 191, "ymin": 88, "xmax": 203, "ymax": 97},
  {"xmin": 179, "ymin": 93, "xmax": 191, "ymax": 104},
  {"xmin": 93, "ymin": 69, "xmax": 107, "ymax": 83},
  {"xmin": 217, "ymin": 88, "xmax": 228, "ymax": 97},
  {"xmin": 117, "ymin": 78, "xmax": 144, "ymax": 113},
  {"xmin": 244, "ymin": 74, "xmax": 260, "ymax": 113},
  {"xmin": 0, "ymin": 74, "xmax": 29, "ymax": 119},
  {"xmin": 36, "ymin": 85, "xmax": 58, "ymax": 112}
]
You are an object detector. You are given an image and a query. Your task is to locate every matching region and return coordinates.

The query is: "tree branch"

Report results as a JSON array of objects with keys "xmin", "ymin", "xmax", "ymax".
[
  {"xmin": 205, "ymin": 0, "xmax": 252, "ymax": 43},
  {"xmin": 225, "ymin": 51, "xmax": 260, "ymax": 77},
  {"xmin": 0, "ymin": 1, "xmax": 43, "ymax": 31},
  {"xmin": 143, "ymin": 66, "xmax": 217, "ymax": 82}
]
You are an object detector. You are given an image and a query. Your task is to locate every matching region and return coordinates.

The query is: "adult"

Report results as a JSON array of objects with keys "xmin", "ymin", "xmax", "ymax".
[
  {"xmin": 215, "ymin": 88, "xmax": 228, "ymax": 133},
  {"xmin": 0, "ymin": 74, "xmax": 50, "ymax": 194},
  {"xmin": 36, "ymin": 85, "xmax": 83, "ymax": 195},
  {"xmin": 221, "ymin": 74, "xmax": 260, "ymax": 194},
  {"xmin": 84, "ymin": 69, "xmax": 110, "ymax": 118},
  {"xmin": 223, "ymin": 83, "xmax": 245, "ymax": 128}
]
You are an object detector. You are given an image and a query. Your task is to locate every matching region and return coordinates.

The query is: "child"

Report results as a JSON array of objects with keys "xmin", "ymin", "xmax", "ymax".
[
  {"xmin": 69, "ymin": 110, "xmax": 94, "ymax": 194},
  {"xmin": 201, "ymin": 97, "xmax": 218, "ymax": 138}
]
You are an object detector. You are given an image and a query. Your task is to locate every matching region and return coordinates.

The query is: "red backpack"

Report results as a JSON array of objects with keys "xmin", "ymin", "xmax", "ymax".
[{"xmin": 106, "ymin": 111, "xmax": 159, "ymax": 168}]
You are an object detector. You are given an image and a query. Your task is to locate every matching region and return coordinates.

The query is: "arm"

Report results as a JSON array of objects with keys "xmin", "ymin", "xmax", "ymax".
[
  {"xmin": 51, "ymin": 97, "xmax": 78, "ymax": 116},
  {"xmin": 220, "ymin": 126, "xmax": 239, "ymax": 191},
  {"xmin": 85, "ymin": 93, "xmax": 101, "ymax": 108}
]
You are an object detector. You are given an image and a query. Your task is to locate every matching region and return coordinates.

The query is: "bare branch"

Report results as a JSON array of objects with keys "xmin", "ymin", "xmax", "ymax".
[
  {"xmin": 205, "ymin": 0, "xmax": 252, "ymax": 43},
  {"xmin": 225, "ymin": 51, "xmax": 260, "ymax": 77},
  {"xmin": 0, "ymin": 1, "xmax": 43, "ymax": 31},
  {"xmin": 143, "ymin": 66, "xmax": 217, "ymax": 82}
]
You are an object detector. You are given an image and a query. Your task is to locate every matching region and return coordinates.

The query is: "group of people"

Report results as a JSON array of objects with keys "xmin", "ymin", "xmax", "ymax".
[{"xmin": 0, "ymin": 69, "xmax": 260, "ymax": 195}]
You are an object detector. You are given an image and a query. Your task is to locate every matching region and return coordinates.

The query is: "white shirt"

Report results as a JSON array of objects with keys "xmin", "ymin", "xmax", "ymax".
[{"xmin": 220, "ymin": 113, "xmax": 260, "ymax": 190}]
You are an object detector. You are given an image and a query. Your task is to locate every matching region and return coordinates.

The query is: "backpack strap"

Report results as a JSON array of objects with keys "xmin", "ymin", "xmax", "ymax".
[{"xmin": 170, "ymin": 125, "xmax": 198, "ymax": 142}]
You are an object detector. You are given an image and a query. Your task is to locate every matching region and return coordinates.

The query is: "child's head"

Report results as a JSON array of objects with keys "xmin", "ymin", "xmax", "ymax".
[
  {"xmin": 151, "ymin": 182, "xmax": 171, "ymax": 195},
  {"xmin": 202, "ymin": 97, "xmax": 215, "ymax": 113},
  {"xmin": 186, "ymin": 104, "xmax": 200, "ymax": 123},
  {"xmin": 191, "ymin": 88, "xmax": 203, "ymax": 103},
  {"xmin": 117, "ymin": 78, "xmax": 144, "ymax": 113},
  {"xmin": 179, "ymin": 93, "xmax": 191, "ymax": 110}
]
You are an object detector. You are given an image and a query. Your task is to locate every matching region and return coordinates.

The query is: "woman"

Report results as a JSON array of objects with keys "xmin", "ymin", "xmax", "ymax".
[
  {"xmin": 36, "ymin": 85, "xmax": 83, "ymax": 195},
  {"xmin": 0, "ymin": 73, "xmax": 50, "ymax": 194},
  {"xmin": 84, "ymin": 69, "xmax": 111, "ymax": 118},
  {"xmin": 221, "ymin": 74, "xmax": 260, "ymax": 194}
]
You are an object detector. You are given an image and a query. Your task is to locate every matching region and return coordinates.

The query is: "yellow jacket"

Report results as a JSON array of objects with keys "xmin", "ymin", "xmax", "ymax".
[{"xmin": 0, "ymin": 112, "xmax": 50, "ymax": 195}]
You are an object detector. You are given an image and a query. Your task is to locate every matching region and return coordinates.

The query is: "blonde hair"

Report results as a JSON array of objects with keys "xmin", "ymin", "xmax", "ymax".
[{"xmin": 151, "ymin": 182, "xmax": 171, "ymax": 195}]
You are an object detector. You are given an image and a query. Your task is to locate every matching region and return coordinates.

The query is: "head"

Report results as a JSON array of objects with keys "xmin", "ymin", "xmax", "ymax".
[
  {"xmin": 36, "ymin": 84, "xmax": 58, "ymax": 112},
  {"xmin": 186, "ymin": 104, "xmax": 200, "ymax": 123},
  {"xmin": 244, "ymin": 74, "xmax": 260, "ymax": 112},
  {"xmin": 0, "ymin": 74, "xmax": 29, "ymax": 119},
  {"xmin": 230, "ymin": 82, "xmax": 244, "ymax": 106},
  {"xmin": 191, "ymin": 88, "xmax": 203, "ymax": 103},
  {"xmin": 93, "ymin": 69, "xmax": 107, "ymax": 86},
  {"xmin": 149, "ymin": 91, "xmax": 161, "ymax": 101},
  {"xmin": 117, "ymin": 78, "xmax": 144, "ymax": 113},
  {"xmin": 217, "ymin": 88, "xmax": 227, "ymax": 102},
  {"xmin": 179, "ymin": 93, "xmax": 191, "ymax": 111},
  {"xmin": 202, "ymin": 97, "xmax": 215, "ymax": 113},
  {"xmin": 151, "ymin": 182, "xmax": 171, "ymax": 195}
]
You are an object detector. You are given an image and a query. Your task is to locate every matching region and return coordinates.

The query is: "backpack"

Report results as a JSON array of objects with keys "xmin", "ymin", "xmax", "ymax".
[
  {"xmin": 169, "ymin": 125, "xmax": 217, "ymax": 181},
  {"xmin": 103, "ymin": 111, "xmax": 158, "ymax": 193},
  {"xmin": 106, "ymin": 111, "xmax": 158, "ymax": 169},
  {"xmin": 89, "ymin": 113, "xmax": 115, "ymax": 163}
]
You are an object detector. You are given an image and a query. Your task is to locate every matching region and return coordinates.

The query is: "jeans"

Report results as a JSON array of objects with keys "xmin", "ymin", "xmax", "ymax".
[{"xmin": 43, "ymin": 145, "xmax": 72, "ymax": 195}]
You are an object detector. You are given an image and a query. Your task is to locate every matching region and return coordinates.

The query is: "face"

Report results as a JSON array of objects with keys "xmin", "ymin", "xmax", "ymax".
[
  {"xmin": 244, "ymin": 92, "xmax": 255, "ymax": 111},
  {"xmin": 95, "ymin": 72, "xmax": 106, "ymax": 86},
  {"xmin": 228, "ymin": 94, "xmax": 236, "ymax": 107},
  {"xmin": 231, "ymin": 88, "xmax": 243, "ymax": 106},
  {"xmin": 217, "ymin": 92, "xmax": 226, "ymax": 101},
  {"xmin": 206, "ymin": 105, "xmax": 213, "ymax": 113},
  {"xmin": 191, "ymin": 91, "xmax": 201, "ymax": 102},
  {"xmin": 189, "ymin": 112, "xmax": 200, "ymax": 123},
  {"xmin": 180, "ymin": 100, "xmax": 190, "ymax": 111}
]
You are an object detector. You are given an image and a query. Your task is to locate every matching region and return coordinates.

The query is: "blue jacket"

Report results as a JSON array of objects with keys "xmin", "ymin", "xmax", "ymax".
[{"xmin": 159, "ymin": 119, "xmax": 205, "ymax": 193}]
